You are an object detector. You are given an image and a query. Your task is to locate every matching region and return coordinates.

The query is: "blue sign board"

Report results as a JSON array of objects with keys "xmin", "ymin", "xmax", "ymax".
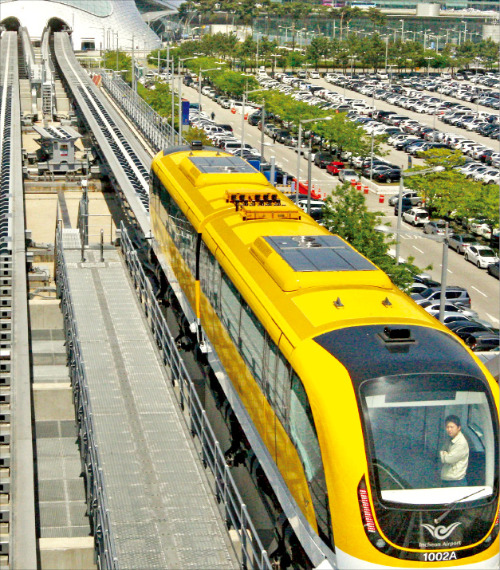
[{"xmin": 182, "ymin": 100, "xmax": 190, "ymax": 126}]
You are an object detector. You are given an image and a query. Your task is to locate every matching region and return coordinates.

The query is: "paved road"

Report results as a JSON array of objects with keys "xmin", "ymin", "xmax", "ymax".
[{"xmin": 182, "ymin": 82, "xmax": 499, "ymax": 328}]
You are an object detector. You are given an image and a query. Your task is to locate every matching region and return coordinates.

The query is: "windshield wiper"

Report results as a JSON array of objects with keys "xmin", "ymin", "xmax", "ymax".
[{"xmin": 434, "ymin": 488, "xmax": 487, "ymax": 524}]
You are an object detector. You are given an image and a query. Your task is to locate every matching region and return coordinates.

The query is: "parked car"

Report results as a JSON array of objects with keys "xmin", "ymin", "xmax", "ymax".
[
  {"xmin": 314, "ymin": 152, "xmax": 336, "ymax": 169},
  {"xmin": 463, "ymin": 245, "xmax": 499, "ymax": 269},
  {"xmin": 448, "ymin": 233, "xmax": 480, "ymax": 254},
  {"xmin": 394, "ymin": 197, "xmax": 414, "ymax": 216},
  {"xmin": 326, "ymin": 161, "xmax": 346, "ymax": 175},
  {"xmin": 465, "ymin": 331, "xmax": 499, "ymax": 352},
  {"xmin": 487, "ymin": 261, "xmax": 499, "ymax": 279},
  {"xmin": 423, "ymin": 220, "xmax": 453, "ymax": 236},
  {"xmin": 338, "ymin": 169, "xmax": 360, "ymax": 183},
  {"xmin": 402, "ymin": 208, "xmax": 430, "ymax": 227},
  {"xmin": 411, "ymin": 286, "xmax": 472, "ymax": 308},
  {"xmin": 388, "ymin": 191, "xmax": 423, "ymax": 207},
  {"xmin": 372, "ymin": 167, "xmax": 401, "ymax": 183},
  {"xmin": 419, "ymin": 300, "xmax": 477, "ymax": 319}
]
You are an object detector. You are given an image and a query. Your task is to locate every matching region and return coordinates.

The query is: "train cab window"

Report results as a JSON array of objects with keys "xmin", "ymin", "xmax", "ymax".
[{"xmin": 360, "ymin": 374, "xmax": 497, "ymax": 506}]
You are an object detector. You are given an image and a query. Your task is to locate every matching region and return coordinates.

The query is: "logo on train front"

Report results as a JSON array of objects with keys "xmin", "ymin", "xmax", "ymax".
[{"xmin": 421, "ymin": 522, "xmax": 462, "ymax": 541}]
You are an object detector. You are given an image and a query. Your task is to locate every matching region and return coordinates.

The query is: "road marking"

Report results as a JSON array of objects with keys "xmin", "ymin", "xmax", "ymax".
[
  {"xmin": 281, "ymin": 157, "xmax": 289, "ymax": 163},
  {"xmin": 413, "ymin": 246, "xmax": 424, "ymax": 253},
  {"xmin": 486, "ymin": 313, "xmax": 499, "ymax": 324},
  {"xmin": 471, "ymin": 286, "xmax": 487, "ymax": 298}
]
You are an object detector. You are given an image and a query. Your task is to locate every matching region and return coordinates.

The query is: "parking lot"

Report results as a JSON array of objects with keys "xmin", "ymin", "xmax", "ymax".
[{"xmin": 180, "ymin": 68, "xmax": 499, "ymax": 334}]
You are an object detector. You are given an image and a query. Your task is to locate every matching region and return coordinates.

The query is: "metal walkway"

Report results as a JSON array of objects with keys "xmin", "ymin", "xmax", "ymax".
[{"xmin": 59, "ymin": 231, "xmax": 237, "ymax": 569}]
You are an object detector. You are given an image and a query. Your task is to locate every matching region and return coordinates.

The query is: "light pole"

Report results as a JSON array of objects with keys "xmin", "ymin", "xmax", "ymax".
[
  {"xmin": 198, "ymin": 66, "xmax": 222, "ymax": 112},
  {"xmin": 377, "ymin": 221, "xmax": 450, "ymax": 323},
  {"xmin": 395, "ymin": 166, "xmax": 445, "ymax": 265},
  {"xmin": 241, "ymin": 86, "xmax": 262, "ymax": 152},
  {"xmin": 399, "ymin": 19, "xmax": 405, "ymax": 42},
  {"xmin": 425, "ymin": 56, "xmax": 433, "ymax": 78},
  {"xmin": 295, "ymin": 116, "xmax": 332, "ymax": 204},
  {"xmin": 177, "ymin": 56, "xmax": 198, "ymax": 144},
  {"xmin": 383, "ymin": 36, "xmax": 389, "ymax": 72}
]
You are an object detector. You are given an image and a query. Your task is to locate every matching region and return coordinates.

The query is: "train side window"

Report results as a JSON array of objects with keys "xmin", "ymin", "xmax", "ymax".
[
  {"xmin": 275, "ymin": 354, "xmax": 291, "ymax": 426},
  {"xmin": 239, "ymin": 302, "xmax": 265, "ymax": 386},
  {"xmin": 289, "ymin": 372, "xmax": 332, "ymax": 549},
  {"xmin": 265, "ymin": 338, "xmax": 279, "ymax": 406},
  {"xmin": 220, "ymin": 272, "xmax": 241, "ymax": 342},
  {"xmin": 200, "ymin": 243, "xmax": 220, "ymax": 311}
]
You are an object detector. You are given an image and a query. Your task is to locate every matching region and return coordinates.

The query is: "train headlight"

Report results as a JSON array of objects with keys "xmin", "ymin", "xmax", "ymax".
[{"xmin": 376, "ymin": 539, "xmax": 386, "ymax": 549}]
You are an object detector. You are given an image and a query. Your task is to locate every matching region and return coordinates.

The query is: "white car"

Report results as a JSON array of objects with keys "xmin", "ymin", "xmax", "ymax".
[
  {"xmin": 464, "ymin": 245, "xmax": 499, "ymax": 269},
  {"xmin": 402, "ymin": 208, "xmax": 430, "ymax": 227}
]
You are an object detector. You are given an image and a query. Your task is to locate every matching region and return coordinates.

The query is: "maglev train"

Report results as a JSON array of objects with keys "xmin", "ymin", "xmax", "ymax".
[{"xmin": 150, "ymin": 143, "xmax": 499, "ymax": 568}]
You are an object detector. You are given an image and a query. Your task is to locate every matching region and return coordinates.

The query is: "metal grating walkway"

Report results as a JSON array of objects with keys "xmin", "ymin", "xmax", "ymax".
[{"xmin": 63, "ymin": 244, "xmax": 237, "ymax": 569}]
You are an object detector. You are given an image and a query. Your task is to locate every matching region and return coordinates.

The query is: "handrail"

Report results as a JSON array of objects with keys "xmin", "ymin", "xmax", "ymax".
[
  {"xmin": 120, "ymin": 224, "xmax": 272, "ymax": 570},
  {"xmin": 98, "ymin": 71, "xmax": 181, "ymax": 152},
  {"xmin": 55, "ymin": 222, "xmax": 118, "ymax": 569}
]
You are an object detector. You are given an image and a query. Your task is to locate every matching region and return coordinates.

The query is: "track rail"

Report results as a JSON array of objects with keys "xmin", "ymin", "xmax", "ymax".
[
  {"xmin": 0, "ymin": 30, "xmax": 37, "ymax": 569},
  {"xmin": 53, "ymin": 32, "xmax": 151, "ymax": 237}
]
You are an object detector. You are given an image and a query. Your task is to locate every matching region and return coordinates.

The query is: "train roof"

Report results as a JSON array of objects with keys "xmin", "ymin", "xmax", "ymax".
[{"xmin": 153, "ymin": 148, "xmax": 442, "ymax": 349}]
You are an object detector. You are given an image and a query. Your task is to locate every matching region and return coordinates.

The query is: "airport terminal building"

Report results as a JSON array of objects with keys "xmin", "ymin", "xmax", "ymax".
[{"xmin": 0, "ymin": 0, "xmax": 162, "ymax": 50}]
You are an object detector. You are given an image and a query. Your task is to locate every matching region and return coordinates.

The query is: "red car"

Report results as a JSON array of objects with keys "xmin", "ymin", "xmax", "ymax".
[{"xmin": 326, "ymin": 161, "xmax": 345, "ymax": 175}]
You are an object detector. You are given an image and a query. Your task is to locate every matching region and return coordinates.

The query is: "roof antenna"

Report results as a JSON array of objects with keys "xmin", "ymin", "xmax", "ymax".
[
  {"xmin": 333, "ymin": 297, "xmax": 344, "ymax": 308},
  {"xmin": 382, "ymin": 297, "xmax": 392, "ymax": 307}
]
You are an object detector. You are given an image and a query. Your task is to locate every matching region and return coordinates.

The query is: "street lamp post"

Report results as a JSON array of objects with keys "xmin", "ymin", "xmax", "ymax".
[
  {"xmin": 198, "ymin": 67, "xmax": 222, "ymax": 113},
  {"xmin": 384, "ymin": 36, "xmax": 389, "ymax": 72},
  {"xmin": 295, "ymin": 116, "xmax": 332, "ymax": 205},
  {"xmin": 399, "ymin": 19, "xmax": 405, "ymax": 42},
  {"xmin": 425, "ymin": 56, "xmax": 433, "ymax": 78},
  {"xmin": 377, "ymin": 221, "xmax": 450, "ymax": 323},
  {"xmin": 241, "ymin": 86, "xmax": 261, "ymax": 152},
  {"xmin": 395, "ymin": 166, "xmax": 445, "ymax": 265},
  {"xmin": 177, "ymin": 56, "xmax": 198, "ymax": 144}
]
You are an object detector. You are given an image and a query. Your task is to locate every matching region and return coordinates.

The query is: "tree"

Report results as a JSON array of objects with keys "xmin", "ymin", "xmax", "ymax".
[
  {"xmin": 403, "ymin": 150, "xmax": 499, "ymax": 229},
  {"xmin": 321, "ymin": 183, "xmax": 420, "ymax": 289},
  {"xmin": 306, "ymin": 36, "xmax": 329, "ymax": 70},
  {"xmin": 103, "ymin": 50, "xmax": 131, "ymax": 72},
  {"xmin": 366, "ymin": 7, "xmax": 387, "ymax": 28}
]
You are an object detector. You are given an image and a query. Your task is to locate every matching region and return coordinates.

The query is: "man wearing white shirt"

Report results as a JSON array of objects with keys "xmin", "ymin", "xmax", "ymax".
[{"xmin": 440, "ymin": 415, "xmax": 469, "ymax": 487}]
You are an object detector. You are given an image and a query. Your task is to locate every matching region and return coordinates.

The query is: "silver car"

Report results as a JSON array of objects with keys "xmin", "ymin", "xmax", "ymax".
[{"xmin": 448, "ymin": 233, "xmax": 479, "ymax": 254}]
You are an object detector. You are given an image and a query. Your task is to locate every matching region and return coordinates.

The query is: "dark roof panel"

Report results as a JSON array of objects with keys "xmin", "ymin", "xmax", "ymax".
[{"xmin": 264, "ymin": 235, "xmax": 377, "ymax": 273}]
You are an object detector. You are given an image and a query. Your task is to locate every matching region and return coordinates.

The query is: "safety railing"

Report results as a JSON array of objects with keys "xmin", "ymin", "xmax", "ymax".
[
  {"xmin": 55, "ymin": 221, "xmax": 118, "ymax": 569},
  {"xmin": 120, "ymin": 223, "xmax": 272, "ymax": 570},
  {"xmin": 99, "ymin": 71, "xmax": 178, "ymax": 153}
]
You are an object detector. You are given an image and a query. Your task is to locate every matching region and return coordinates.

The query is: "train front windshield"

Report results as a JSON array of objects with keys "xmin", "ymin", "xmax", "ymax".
[{"xmin": 360, "ymin": 374, "xmax": 498, "ymax": 505}]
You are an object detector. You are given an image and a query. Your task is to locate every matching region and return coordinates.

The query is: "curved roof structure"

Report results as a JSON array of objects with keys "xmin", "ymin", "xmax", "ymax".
[{"xmin": 0, "ymin": 0, "xmax": 161, "ymax": 50}]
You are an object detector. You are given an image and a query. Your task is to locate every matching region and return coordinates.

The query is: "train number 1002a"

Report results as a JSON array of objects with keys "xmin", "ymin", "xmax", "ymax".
[{"xmin": 423, "ymin": 551, "xmax": 457, "ymax": 562}]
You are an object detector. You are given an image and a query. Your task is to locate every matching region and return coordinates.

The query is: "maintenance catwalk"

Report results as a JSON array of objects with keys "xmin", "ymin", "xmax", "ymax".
[{"xmin": 57, "ymin": 228, "xmax": 238, "ymax": 569}]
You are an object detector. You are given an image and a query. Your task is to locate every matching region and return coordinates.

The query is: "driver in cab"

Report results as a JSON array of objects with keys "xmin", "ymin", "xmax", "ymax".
[{"xmin": 440, "ymin": 415, "xmax": 469, "ymax": 487}]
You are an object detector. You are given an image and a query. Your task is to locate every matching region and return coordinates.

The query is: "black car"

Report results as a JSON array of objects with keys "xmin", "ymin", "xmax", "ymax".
[
  {"xmin": 372, "ymin": 167, "xmax": 401, "ymax": 183},
  {"xmin": 247, "ymin": 112, "xmax": 261, "ymax": 126},
  {"xmin": 394, "ymin": 197, "xmax": 413, "ymax": 216},
  {"xmin": 465, "ymin": 331, "xmax": 500, "ymax": 352},
  {"xmin": 314, "ymin": 152, "xmax": 336, "ymax": 169},
  {"xmin": 487, "ymin": 261, "xmax": 499, "ymax": 279}
]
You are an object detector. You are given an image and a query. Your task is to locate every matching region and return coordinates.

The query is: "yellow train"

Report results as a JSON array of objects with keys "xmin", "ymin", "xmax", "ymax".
[{"xmin": 150, "ymin": 144, "xmax": 499, "ymax": 568}]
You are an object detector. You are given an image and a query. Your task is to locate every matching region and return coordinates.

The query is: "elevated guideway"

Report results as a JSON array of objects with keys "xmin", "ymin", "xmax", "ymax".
[
  {"xmin": 53, "ymin": 32, "xmax": 151, "ymax": 237},
  {"xmin": 0, "ymin": 30, "xmax": 37, "ymax": 569}
]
